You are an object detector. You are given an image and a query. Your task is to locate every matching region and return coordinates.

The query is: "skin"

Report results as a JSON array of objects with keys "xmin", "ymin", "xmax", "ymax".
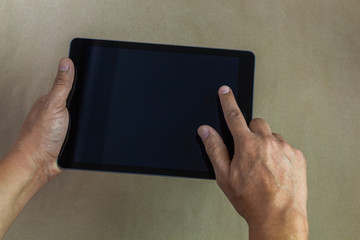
[
  {"xmin": 0, "ymin": 58, "xmax": 308, "ymax": 239},
  {"xmin": 197, "ymin": 86, "xmax": 308, "ymax": 239},
  {"xmin": 0, "ymin": 58, "xmax": 73, "ymax": 239}
]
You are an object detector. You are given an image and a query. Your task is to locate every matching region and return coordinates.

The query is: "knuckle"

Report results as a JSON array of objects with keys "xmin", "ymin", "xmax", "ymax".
[
  {"xmin": 205, "ymin": 141, "xmax": 223, "ymax": 156},
  {"xmin": 227, "ymin": 108, "xmax": 243, "ymax": 121},
  {"xmin": 35, "ymin": 94, "xmax": 50, "ymax": 109},
  {"xmin": 55, "ymin": 74, "xmax": 71, "ymax": 88},
  {"xmin": 279, "ymin": 140, "xmax": 291, "ymax": 150},
  {"xmin": 263, "ymin": 135, "xmax": 277, "ymax": 149},
  {"xmin": 261, "ymin": 136, "xmax": 285, "ymax": 156}
]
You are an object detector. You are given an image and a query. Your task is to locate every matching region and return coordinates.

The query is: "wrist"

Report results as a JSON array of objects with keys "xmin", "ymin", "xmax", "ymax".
[
  {"xmin": 6, "ymin": 143, "xmax": 61, "ymax": 185},
  {"xmin": 248, "ymin": 207, "xmax": 308, "ymax": 240},
  {"xmin": 1, "ymin": 148, "xmax": 52, "ymax": 199},
  {"xmin": 0, "ymin": 151, "xmax": 50, "ymax": 239}
]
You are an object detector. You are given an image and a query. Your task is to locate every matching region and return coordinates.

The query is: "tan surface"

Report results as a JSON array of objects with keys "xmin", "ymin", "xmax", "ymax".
[{"xmin": 1, "ymin": 0, "xmax": 359, "ymax": 239}]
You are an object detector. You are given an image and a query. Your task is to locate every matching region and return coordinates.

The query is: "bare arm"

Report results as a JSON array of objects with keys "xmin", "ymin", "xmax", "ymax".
[
  {"xmin": 198, "ymin": 86, "xmax": 308, "ymax": 239},
  {"xmin": 0, "ymin": 58, "xmax": 74, "ymax": 239},
  {"xmin": 0, "ymin": 59, "xmax": 307, "ymax": 239}
]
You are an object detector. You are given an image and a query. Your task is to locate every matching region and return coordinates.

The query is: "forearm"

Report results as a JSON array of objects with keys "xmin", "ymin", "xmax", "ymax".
[
  {"xmin": 248, "ymin": 207, "xmax": 309, "ymax": 240},
  {"xmin": 0, "ymin": 150, "xmax": 48, "ymax": 239}
]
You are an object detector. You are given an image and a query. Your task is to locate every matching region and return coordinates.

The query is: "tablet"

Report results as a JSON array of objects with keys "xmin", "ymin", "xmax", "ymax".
[{"xmin": 58, "ymin": 38, "xmax": 255, "ymax": 179}]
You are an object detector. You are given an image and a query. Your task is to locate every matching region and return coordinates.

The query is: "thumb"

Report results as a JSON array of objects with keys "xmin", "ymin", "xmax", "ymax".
[
  {"xmin": 198, "ymin": 125, "xmax": 230, "ymax": 178},
  {"xmin": 50, "ymin": 58, "xmax": 75, "ymax": 102}
]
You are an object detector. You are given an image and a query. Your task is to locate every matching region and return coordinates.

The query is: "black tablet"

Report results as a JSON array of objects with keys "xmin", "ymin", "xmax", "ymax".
[{"xmin": 58, "ymin": 38, "xmax": 255, "ymax": 179}]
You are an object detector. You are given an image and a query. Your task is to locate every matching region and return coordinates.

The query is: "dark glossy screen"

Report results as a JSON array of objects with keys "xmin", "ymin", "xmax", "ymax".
[{"xmin": 59, "ymin": 38, "xmax": 254, "ymax": 179}]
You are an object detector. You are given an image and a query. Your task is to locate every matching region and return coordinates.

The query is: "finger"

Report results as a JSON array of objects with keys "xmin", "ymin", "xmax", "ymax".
[
  {"xmin": 249, "ymin": 118, "xmax": 272, "ymax": 136},
  {"xmin": 50, "ymin": 58, "xmax": 75, "ymax": 102},
  {"xmin": 272, "ymin": 132, "xmax": 287, "ymax": 143},
  {"xmin": 218, "ymin": 85, "xmax": 250, "ymax": 139},
  {"xmin": 198, "ymin": 125, "xmax": 230, "ymax": 178}
]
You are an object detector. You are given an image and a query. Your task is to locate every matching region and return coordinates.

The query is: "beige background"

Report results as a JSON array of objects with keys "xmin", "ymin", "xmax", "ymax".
[{"xmin": 1, "ymin": 0, "xmax": 359, "ymax": 239}]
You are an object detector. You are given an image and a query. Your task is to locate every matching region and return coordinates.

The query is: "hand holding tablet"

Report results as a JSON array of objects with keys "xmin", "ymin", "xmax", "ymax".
[
  {"xmin": 58, "ymin": 38, "xmax": 255, "ymax": 179},
  {"xmin": 0, "ymin": 47, "xmax": 308, "ymax": 239},
  {"xmin": 197, "ymin": 85, "xmax": 309, "ymax": 239}
]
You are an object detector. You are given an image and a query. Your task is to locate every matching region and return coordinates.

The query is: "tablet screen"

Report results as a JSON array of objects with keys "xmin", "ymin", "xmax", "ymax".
[{"xmin": 58, "ymin": 38, "xmax": 255, "ymax": 179}]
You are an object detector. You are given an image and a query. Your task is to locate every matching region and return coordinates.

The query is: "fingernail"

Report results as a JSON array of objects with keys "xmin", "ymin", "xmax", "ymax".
[
  {"xmin": 220, "ymin": 86, "xmax": 230, "ymax": 94},
  {"xmin": 58, "ymin": 58, "xmax": 70, "ymax": 72},
  {"xmin": 198, "ymin": 126, "xmax": 210, "ymax": 140}
]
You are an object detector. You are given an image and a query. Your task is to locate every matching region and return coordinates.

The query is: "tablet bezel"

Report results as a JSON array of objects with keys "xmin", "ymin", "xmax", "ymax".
[{"xmin": 58, "ymin": 38, "xmax": 255, "ymax": 179}]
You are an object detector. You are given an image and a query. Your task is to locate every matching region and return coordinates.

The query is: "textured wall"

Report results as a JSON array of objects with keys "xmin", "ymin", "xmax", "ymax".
[{"xmin": 1, "ymin": 1, "xmax": 359, "ymax": 239}]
